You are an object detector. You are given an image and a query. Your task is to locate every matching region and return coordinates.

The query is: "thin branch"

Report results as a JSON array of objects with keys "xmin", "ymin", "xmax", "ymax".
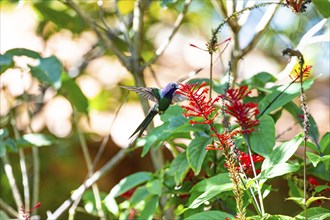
[
  {"xmin": 132, "ymin": 0, "xmax": 145, "ymax": 60},
  {"xmin": 0, "ymin": 198, "xmax": 19, "ymax": 218},
  {"xmin": 71, "ymin": 109, "xmax": 105, "ymax": 220},
  {"xmin": 64, "ymin": 0, "xmax": 129, "ymax": 68},
  {"xmin": 1, "ymin": 155, "xmax": 23, "ymax": 213},
  {"xmin": 239, "ymin": 2, "xmax": 280, "ymax": 59},
  {"xmin": 114, "ymin": 0, "xmax": 134, "ymax": 48},
  {"xmin": 11, "ymin": 117, "xmax": 30, "ymax": 212},
  {"xmin": 145, "ymin": 0, "xmax": 192, "ymax": 66},
  {"xmin": 47, "ymin": 147, "xmax": 131, "ymax": 220}
]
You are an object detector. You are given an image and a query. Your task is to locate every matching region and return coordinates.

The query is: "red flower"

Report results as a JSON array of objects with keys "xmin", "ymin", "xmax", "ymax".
[
  {"xmin": 21, "ymin": 202, "xmax": 41, "ymax": 220},
  {"xmin": 120, "ymin": 188, "xmax": 137, "ymax": 199},
  {"xmin": 177, "ymin": 82, "xmax": 220, "ymax": 125},
  {"xmin": 222, "ymin": 86, "xmax": 259, "ymax": 134},
  {"xmin": 308, "ymin": 177, "xmax": 319, "ymax": 186},
  {"xmin": 285, "ymin": 0, "xmax": 311, "ymax": 13},
  {"xmin": 224, "ymin": 150, "xmax": 264, "ymax": 175}
]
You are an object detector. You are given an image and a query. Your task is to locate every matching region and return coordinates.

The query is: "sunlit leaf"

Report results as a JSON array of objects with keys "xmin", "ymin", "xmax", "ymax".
[
  {"xmin": 186, "ymin": 173, "xmax": 233, "ymax": 210},
  {"xmin": 249, "ymin": 115, "xmax": 275, "ymax": 157},
  {"xmin": 109, "ymin": 172, "xmax": 152, "ymax": 198},
  {"xmin": 185, "ymin": 210, "xmax": 234, "ymax": 220},
  {"xmin": 258, "ymin": 163, "xmax": 300, "ymax": 180},
  {"xmin": 306, "ymin": 152, "xmax": 330, "ymax": 169},
  {"xmin": 187, "ymin": 136, "xmax": 212, "ymax": 175},
  {"xmin": 295, "ymin": 207, "xmax": 330, "ymax": 220},
  {"xmin": 262, "ymin": 133, "xmax": 303, "ymax": 170},
  {"xmin": 259, "ymin": 78, "xmax": 315, "ymax": 116},
  {"xmin": 17, "ymin": 133, "xmax": 55, "ymax": 148}
]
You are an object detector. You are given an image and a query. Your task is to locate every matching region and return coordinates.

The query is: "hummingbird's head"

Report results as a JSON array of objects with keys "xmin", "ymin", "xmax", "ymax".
[{"xmin": 162, "ymin": 82, "xmax": 179, "ymax": 98}]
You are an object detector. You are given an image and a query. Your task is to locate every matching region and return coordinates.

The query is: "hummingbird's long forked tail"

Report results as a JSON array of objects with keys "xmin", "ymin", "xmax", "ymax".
[{"xmin": 129, "ymin": 107, "xmax": 158, "ymax": 139}]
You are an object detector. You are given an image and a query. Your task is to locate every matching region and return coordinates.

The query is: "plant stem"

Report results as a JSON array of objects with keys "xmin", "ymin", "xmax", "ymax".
[
  {"xmin": 11, "ymin": 118, "xmax": 30, "ymax": 212},
  {"xmin": 0, "ymin": 198, "xmax": 19, "ymax": 218},
  {"xmin": 1, "ymin": 154, "xmax": 23, "ymax": 214},
  {"xmin": 209, "ymin": 52, "xmax": 213, "ymax": 99},
  {"xmin": 72, "ymin": 109, "xmax": 105, "ymax": 220},
  {"xmin": 47, "ymin": 147, "xmax": 132, "ymax": 219},
  {"xmin": 244, "ymin": 133, "xmax": 265, "ymax": 215}
]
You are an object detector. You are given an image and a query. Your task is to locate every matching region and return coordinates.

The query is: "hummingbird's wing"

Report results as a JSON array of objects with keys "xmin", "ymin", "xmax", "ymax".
[
  {"xmin": 172, "ymin": 93, "xmax": 188, "ymax": 103},
  {"xmin": 120, "ymin": 86, "xmax": 160, "ymax": 103}
]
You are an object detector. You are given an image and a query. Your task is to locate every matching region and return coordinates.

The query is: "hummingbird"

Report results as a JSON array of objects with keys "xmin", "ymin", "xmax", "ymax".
[{"xmin": 121, "ymin": 82, "xmax": 180, "ymax": 139}]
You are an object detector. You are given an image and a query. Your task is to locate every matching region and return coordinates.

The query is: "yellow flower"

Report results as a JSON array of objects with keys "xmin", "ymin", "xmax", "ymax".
[{"xmin": 289, "ymin": 61, "xmax": 312, "ymax": 82}]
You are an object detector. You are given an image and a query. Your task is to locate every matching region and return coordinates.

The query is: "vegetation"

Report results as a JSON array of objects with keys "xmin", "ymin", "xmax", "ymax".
[{"xmin": 0, "ymin": 0, "xmax": 329, "ymax": 219}]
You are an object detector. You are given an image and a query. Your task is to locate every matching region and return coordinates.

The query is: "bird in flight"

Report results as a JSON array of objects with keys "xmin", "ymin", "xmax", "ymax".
[{"xmin": 121, "ymin": 82, "xmax": 180, "ymax": 139}]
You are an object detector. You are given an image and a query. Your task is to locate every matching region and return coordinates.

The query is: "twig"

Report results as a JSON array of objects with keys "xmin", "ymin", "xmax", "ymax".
[
  {"xmin": 11, "ymin": 117, "xmax": 30, "ymax": 212},
  {"xmin": 63, "ymin": 0, "xmax": 129, "ymax": 68},
  {"xmin": 0, "ymin": 198, "xmax": 19, "ymax": 218},
  {"xmin": 239, "ymin": 3, "xmax": 280, "ymax": 59},
  {"xmin": 244, "ymin": 133, "xmax": 265, "ymax": 215},
  {"xmin": 114, "ymin": 0, "xmax": 133, "ymax": 49},
  {"xmin": 71, "ymin": 109, "xmax": 105, "ymax": 220},
  {"xmin": 47, "ymin": 148, "xmax": 131, "ymax": 220},
  {"xmin": 1, "ymin": 154, "xmax": 23, "ymax": 213},
  {"xmin": 145, "ymin": 0, "xmax": 192, "ymax": 66}
]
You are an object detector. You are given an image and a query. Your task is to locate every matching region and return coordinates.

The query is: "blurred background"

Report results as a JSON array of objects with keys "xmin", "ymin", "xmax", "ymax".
[{"xmin": 0, "ymin": 0, "xmax": 329, "ymax": 219}]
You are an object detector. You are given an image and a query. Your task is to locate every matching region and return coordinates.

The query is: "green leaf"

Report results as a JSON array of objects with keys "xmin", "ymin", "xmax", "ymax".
[
  {"xmin": 160, "ymin": 0, "xmax": 177, "ymax": 7},
  {"xmin": 29, "ymin": 56, "xmax": 62, "ymax": 89},
  {"xmin": 249, "ymin": 115, "xmax": 275, "ymax": 157},
  {"xmin": 4, "ymin": 48, "xmax": 41, "ymax": 59},
  {"xmin": 306, "ymin": 152, "xmax": 330, "ymax": 169},
  {"xmin": 259, "ymin": 78, "xmax": 315, "ymax": 116},
  {"xmin": 295, "ymin": 207, "xmax": 330, "ymax": 220},
  {"xmin": 258, "ymin": 163, "xmax": 300, "ymax": 180},
  {"xmin": 146, "ymin": 179, "xmax": 162, "ymax": 196},
  {"xmin": 168, "ymin": 152, "xmax": 190, "ymax": 185},
  {"xmin": 185, "ymin": 210, "xmax": 234, "ymax": 220},
  {"xmin": 242, "ymin": 72, "xmax": 277, "ymax": 88},
  {"xmin": 0, "ymin": 54, "xmax": 14, "ymax": 74},
  {"xmin": 284, "ymin": 101, "xmax": 320, "ymax": 141},
  {"xmin": 103, "ymin": 195, "xmax": 119, "ymax": 216},
  {"xmin": 320, "ymin": 132, "xmax": 330, "ymax": 154},
  {"xmin": 109, "ymin": 172, "xmax": 152, "ymax": 198},
  {"xmin": 129, "ymin": 186, "xmax": 149, "ymax": 207},
  {"xmin": 138, "ymin": 195, "xmax": 159, "ymax": 220},
  {"xmin": 160, "ymin": 105, "xmax": 184, "ymax": 122},
  {"xmin": 16, "ymin": 133, "xmax": 55, "ymax": 148},
  {"xmin": 33, "ymin": 2, "xmax": 87, "ymax": 33},
  {"xmin": 262, "ymin": 133, "xmax": 303, "ymax": 170},
  {"xmin": 306, "ymin": 196, "xmax": 330, "ymax": 207},
  {"xmin": 313, "ymin": 0, "xmax": 330, "ymax": 18},
  {"xmin": 187, "ymin": 136, "xmax": 212, "ymax": 175},
  {"xmin": 60, "ymin": 75, "xmax": 89, "ymax": 114},
  {"xmin": 186, "ymin": 173, "xmax": 233, "ymax": 210}
]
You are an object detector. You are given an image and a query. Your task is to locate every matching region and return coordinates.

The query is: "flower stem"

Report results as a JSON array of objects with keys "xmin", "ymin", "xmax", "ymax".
[{"xmin": 244, "ymin": 133, "xmax": 265, "ymax": 215}]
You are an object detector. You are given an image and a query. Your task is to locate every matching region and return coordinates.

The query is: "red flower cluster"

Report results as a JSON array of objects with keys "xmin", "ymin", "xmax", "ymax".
[
  {"xmin": 237, "ymin": 150, "xmax": 264, "ymax": 175},
  {"xmin": 223, "ymin": 86, "xmax": 259, "ymax": 134},
  {"xmin": 177, "ymin": 82, "xmax": 220, "ymax": 125},
  {"xmin": 224, "ymin": 150, "xmax": 264, "ymax": 175}
]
